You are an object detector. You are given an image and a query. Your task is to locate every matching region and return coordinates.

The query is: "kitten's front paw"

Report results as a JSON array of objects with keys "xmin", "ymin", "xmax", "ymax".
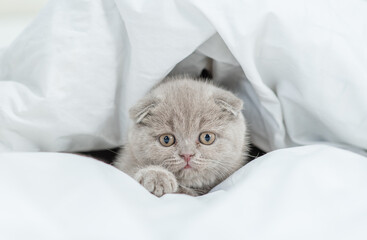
[{"xmin": 134, "ymin": 166, "xmax": 178, "ymax": 197}]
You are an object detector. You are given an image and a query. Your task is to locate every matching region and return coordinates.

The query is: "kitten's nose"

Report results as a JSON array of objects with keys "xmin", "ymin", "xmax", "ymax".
[{"xmin": 179, "ymin": 154, "xmax": 195, "ymax": 163}]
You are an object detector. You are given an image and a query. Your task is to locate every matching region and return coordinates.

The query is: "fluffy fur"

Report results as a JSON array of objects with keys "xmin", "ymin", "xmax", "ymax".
[{"xmin": 114, "ymin": 76, "xmax": 249, "ymax": 196}]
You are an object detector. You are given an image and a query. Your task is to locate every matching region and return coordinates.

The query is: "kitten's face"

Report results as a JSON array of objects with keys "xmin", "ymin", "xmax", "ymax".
[{"xmin": 128, "ymin": 79, "xmax": 247, "ymax": 188}]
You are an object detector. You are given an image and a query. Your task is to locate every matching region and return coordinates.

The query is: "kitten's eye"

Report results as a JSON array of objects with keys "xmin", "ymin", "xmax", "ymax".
[
  {"xmin": 199, "ymin": 132, "xmax": 216, "ymax": 145},
  {"xmin": 159, "ymin": 134, "xmax": 175, "ymax": 147}
]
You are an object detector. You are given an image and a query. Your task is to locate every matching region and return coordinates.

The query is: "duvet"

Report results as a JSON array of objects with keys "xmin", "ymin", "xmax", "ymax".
[
  {"xmin": 0, "ymin": 0, "xmax": 367, "ymax": 239},
  {"xmin": 1, "ymin": 145, "xmax": 367, "ymax": 239}
]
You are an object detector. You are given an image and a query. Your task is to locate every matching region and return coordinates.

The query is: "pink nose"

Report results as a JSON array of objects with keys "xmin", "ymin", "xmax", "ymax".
[{"xmin": 180, "ymin": 154, "xmax": 194, "ymax": 163}]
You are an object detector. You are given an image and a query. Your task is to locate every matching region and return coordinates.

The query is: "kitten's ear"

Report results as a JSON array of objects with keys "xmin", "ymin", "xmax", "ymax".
[
  {"xmin": 129, "ymin": 95, "xmax": 159, "ymax": 123},
  {"xmin": 214, "ymin": 90, "xmax": 243, "ymax": 117}
]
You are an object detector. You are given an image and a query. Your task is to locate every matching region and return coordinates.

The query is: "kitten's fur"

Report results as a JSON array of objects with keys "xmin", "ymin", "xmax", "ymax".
[{"xmin": 114, "ymin": 76, "xmax": 248, "ymax": 196}]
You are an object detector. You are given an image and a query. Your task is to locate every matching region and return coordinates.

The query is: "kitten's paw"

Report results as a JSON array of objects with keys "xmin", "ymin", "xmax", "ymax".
[{"xmin": 134, "ymin": 166, "xmax": 178, "ymax": 197}]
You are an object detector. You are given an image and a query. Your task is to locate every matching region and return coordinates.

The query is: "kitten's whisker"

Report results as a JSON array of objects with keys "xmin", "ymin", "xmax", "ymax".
[
  {"xmin": 205, "ymin": 165, "xmax": 227, "ymax": 180},
  {"xmin": 161, "ymin": 159, "xmax": 180, "ymax": 165},
  {"xmin": 195, "ymin": 157, "xmax": 235, "ymax": 178},
  {"xmin": 105, "ymin": 148, "xmax": 121, "ymax": 156},
  {"xmin": 196, "ymin": 157, "xmax": 231, "ymax": 169},
  {"xmin": 246, "ymin": 153, "xmax": 261, "ymax": 159},
  {"xmin": 160, "ymin": 158, "xmax": 185, "ymax": 171}
]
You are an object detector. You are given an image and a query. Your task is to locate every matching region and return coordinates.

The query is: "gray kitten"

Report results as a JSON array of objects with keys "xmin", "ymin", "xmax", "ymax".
[{"xmin": 114, "ymin": 76, "xmax": 248, "ymax": 196}]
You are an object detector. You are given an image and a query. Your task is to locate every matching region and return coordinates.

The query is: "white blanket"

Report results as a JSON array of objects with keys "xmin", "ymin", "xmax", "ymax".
[
  {"xmin": 1, "ymin": 0, "xmax": 366, "ymax": 153},
  {"xmin": 1, "ymin": 145, "xmax": 366, "ymax": 239},
  {"xmin": 1, "ymin": 0, "xmax": 367, "ymax": 239}
]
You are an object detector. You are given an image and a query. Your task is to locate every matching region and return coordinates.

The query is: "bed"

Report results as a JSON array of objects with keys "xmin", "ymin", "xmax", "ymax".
[{"xmin": 1, "ymin": 0, "xmax": 367, "ymax": 239}]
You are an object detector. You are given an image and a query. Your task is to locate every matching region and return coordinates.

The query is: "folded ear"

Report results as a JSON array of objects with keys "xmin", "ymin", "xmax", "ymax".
[
  {"xmin": 214, "ymin": 90, "xmax": 243, "ymax": 117},
  {"xmin": 129, "ymin": 95, "xmax": 159, "ymax": 123}
]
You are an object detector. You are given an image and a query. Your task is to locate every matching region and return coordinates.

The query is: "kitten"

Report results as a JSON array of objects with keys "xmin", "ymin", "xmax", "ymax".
[{"xmin": 113, "ymin": 76, "xmax": 249, "ymax": 196}]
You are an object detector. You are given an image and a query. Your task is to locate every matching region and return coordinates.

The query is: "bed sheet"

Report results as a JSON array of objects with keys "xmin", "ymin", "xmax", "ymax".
[
  {"xmin": 0, "ymin": 0, "xmax": 366, "ymax": 154},
  {"xmin": 1, "ymin": 145, "xmax": 367, "ymax": 240},
  {"xmin": 1, "ymin": 1, "xmax": 367, "ymax": 238}
]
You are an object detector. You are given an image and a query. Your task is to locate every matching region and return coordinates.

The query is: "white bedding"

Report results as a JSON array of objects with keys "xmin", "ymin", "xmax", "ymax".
[
  {"xmin": 1, "ymin": 145, "xmax": 367, "ymax": 239},
  {"xmin": 1, "ymin": 0, "xmax": 367, "ymax": 239},
  {"xmin": 1, "ymin": 0, "xmax": 366, "ymax": 153}
]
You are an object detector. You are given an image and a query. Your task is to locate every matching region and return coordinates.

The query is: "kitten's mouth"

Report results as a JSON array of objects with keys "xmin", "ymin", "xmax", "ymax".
[{"xmin": 184, "ymin": 163, "xmax": 192, "ymax": 169}]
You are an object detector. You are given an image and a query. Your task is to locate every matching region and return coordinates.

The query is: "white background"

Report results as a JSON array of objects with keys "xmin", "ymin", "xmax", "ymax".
[{"xmin": 0, "ymin": 0, "xmax": 47, "ymax": 47}]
